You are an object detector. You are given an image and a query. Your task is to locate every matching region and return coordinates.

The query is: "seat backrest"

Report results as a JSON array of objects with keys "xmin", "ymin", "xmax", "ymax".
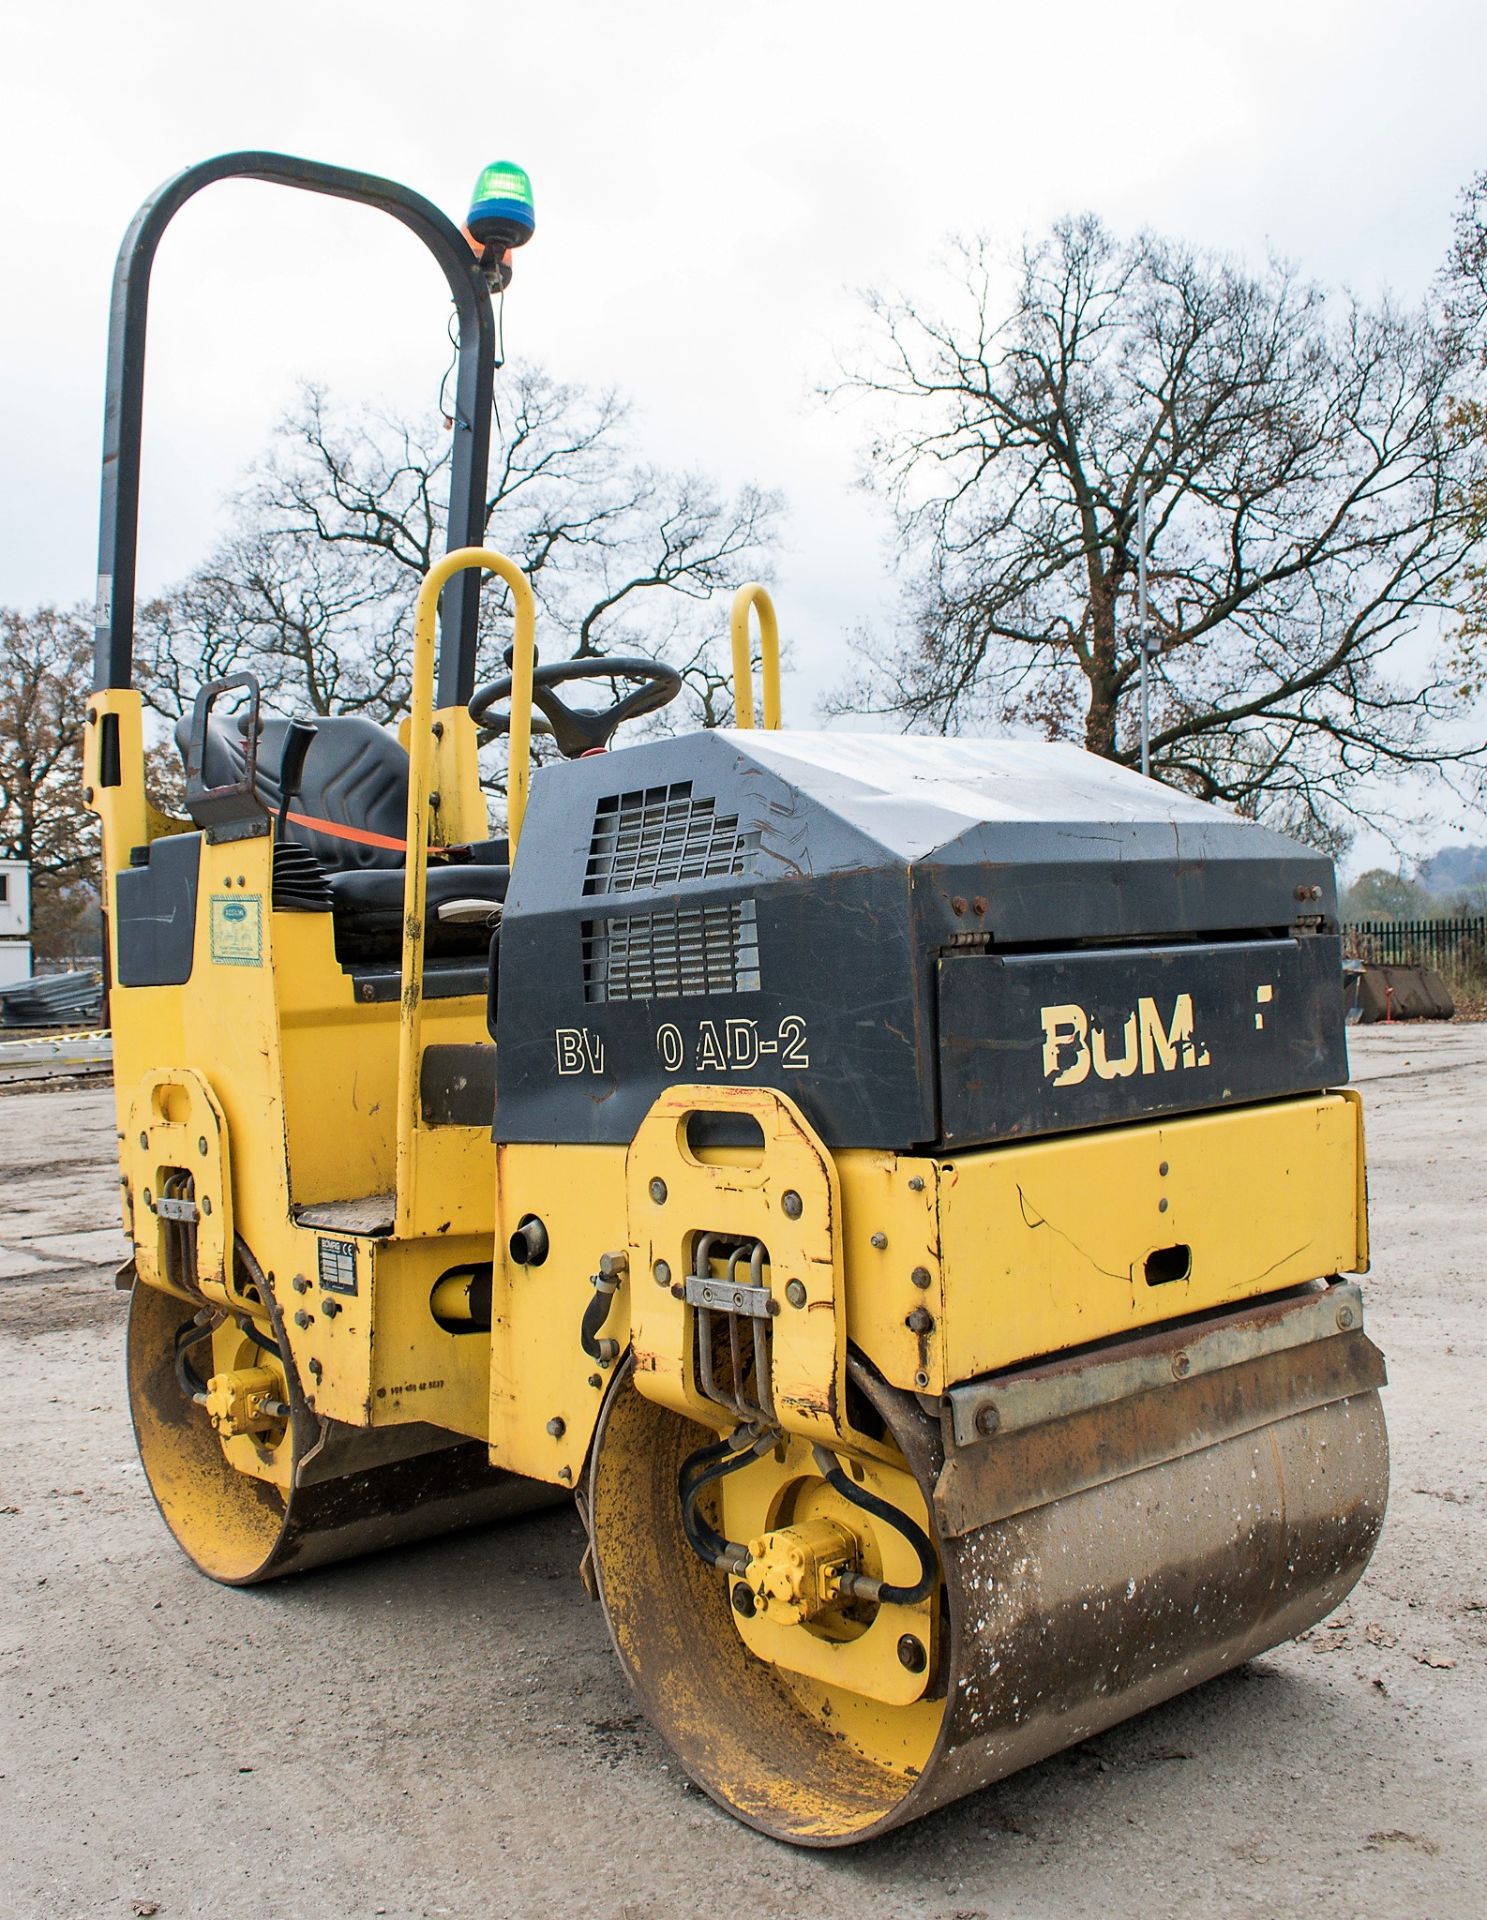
[{"xmin": 175, "ymin": 710, "xmax": 411, "ymax": 872}]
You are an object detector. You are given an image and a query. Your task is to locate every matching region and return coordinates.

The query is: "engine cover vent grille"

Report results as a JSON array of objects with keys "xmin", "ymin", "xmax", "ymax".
[
  {"xmin": 582, "ymin": 900, "xmax": 760, "ymax": 1003},
  {"xmin": 584, "ymin": 782, "xmax": 759, "ymax": 895}
]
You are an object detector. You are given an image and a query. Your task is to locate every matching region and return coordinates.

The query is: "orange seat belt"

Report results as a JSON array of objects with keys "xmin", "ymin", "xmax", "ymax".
[{"xmin": 284, "ymin": 810, "xmax": 408, "ymax": 854}]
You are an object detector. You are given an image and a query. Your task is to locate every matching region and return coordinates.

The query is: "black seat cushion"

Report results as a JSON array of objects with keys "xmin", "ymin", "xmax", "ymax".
[
  {"xmin": 177, "ymin": 706, "xmax": 508, "ymax": 967},
  {"xmin": 329, "ymin": 863, "xmax": 510, "ymax": 964},
  {"xmin": 177, "ymin": 711, "xmax": 412, "ymax": 872}
]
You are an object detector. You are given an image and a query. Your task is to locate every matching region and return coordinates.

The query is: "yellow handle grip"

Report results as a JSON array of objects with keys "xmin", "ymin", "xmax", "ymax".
[
  {"xmin": 729, "ymin": 583, "xmax": 782, "ymax": 731},
  {"xmin": 397, "ymin": 546, "xmax": 534, "ymax": 1233},
  {"xmin": 409, "ymin": 547, "xmax": 538, "ymax": 855}
]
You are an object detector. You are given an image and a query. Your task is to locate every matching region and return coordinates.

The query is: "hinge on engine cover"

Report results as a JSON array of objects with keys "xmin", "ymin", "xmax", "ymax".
[{"xmin": 625, "ymin": 1084, "xmax": 846, "ymax": 1441}]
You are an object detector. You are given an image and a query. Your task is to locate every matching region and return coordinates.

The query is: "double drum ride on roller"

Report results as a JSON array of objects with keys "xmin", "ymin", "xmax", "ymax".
[{"xmin": 88, "ymin": 150, "xmax": 1388, "ymax": 1845}]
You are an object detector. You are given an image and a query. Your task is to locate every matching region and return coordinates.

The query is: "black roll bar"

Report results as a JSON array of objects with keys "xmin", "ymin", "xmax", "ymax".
[{"xmin": 93, "ymin": 150, "xmax": 495, "ymax": 709}]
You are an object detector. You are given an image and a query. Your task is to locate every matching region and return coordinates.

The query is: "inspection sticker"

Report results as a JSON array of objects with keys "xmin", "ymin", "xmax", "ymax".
[{"xmin": 209, "ymin": 894, "xmax": 263, "ymax": 966}]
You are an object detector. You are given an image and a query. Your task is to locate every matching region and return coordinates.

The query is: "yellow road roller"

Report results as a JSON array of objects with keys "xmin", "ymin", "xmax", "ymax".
[{"xmin": 86, "ymin": 152, "xmax": 1388, "ymax": 1846}]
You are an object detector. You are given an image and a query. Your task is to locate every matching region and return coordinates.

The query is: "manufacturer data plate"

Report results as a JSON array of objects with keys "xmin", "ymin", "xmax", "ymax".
[{"xmin": 317, "ymin": 1236, "xmax": 359, "ymax": 1295}]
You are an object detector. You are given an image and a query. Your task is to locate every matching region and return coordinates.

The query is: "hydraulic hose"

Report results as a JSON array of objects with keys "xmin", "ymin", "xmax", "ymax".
[
  {"xmin": 173, "ymin": 1314, "xmax": 216, "ymax": 1402},
  {"xmin": 677, "ymin": 1427, "xmax": 939, "ymax": 1606},
  {"xmin": 581, "ymin": 1254, "xmax": 627, "ymax": 1364},
  {"xmin": 678, "ymin": 1427, "xmax": 772, "ymax": 1573},
  {"xmin": 234, "ymin": 1312, "xmax": 282, "ymax": 1360},
  {"xmin": 581, "ymin": 1281, "xmax": 619, "ymax": 1362},
  {"xmin": 811, "ymin": 1444, "xmax": 939, "ymax": 1606}
]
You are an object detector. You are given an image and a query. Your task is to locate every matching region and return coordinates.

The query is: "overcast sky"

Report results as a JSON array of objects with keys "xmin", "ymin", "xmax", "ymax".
[{"xmin": 3, "ymin": 0, "xmax": 1484, "ymax": 866}]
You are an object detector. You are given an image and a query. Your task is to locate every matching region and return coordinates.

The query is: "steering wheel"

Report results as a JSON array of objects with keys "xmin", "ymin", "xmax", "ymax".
[{"xmin": 468, "ymin": 652, "xmax": 683, "ymax": 758}]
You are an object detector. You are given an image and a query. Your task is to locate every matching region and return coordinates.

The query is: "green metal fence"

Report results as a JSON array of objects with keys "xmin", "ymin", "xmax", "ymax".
[{"xmin": 1343, "ymin": 916, "xmax": 1487, "ymax": 973}]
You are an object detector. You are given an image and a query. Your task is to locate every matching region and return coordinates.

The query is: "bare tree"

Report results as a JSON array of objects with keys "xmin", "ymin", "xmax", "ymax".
[
  {"xmin": 1445, "ymin": 169, "xmax": 1487, "ymax": 340},
  {"xmin": 138, "ymin": 528, "xmax": 400, "ymax": 721},
  {"xmin": 138, "ymin": 366, "xmax": 784, "ymax": 753},
  {"xmin": 0, "ymin": 606, "xmax": 98, "ymax": 958},
  {"xmin": 1442, "ymin": 170, "xmax": 1487, "ymax": 693},
  {"xmin": 831, "ymin": 217, "xmax": 1487, "ymax": 839},
  {"xmin": 0, "ymin": 606, "xmax": 186, "ymax": 960}
]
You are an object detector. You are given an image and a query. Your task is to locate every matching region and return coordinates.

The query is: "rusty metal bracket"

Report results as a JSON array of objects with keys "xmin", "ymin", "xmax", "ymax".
[
  {"xmin": 944, "ymin": 1280, "xmax": 1368, "ymax": 1449},
  {"xmin": 122, "ymin": 1068, "xmax": 234, "ymax": 1302},
  {"xmin": 625, "ymin": 1084, "xmax": 845, "ymax": 1440},
  {"xmin": 935, "ymin": 1282, "xmax": 1386, "ymax": 1539}
]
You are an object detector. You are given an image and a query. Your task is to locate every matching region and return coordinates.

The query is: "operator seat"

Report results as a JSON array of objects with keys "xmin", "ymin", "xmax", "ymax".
[{"xmin": 177, "ymin": 710, "xmax": 509, "ymax": 961}]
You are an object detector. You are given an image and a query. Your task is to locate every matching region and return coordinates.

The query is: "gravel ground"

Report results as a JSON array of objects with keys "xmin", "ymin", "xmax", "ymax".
[{"xmin": 1, "ymin": 1026, "xmax": 1482, "ymax": 1920}]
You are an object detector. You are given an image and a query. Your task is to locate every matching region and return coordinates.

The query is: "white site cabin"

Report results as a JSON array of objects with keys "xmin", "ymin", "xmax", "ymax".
[{"xmin": 0, "ymin": 859, "xmax": 32, "ymax": 988}]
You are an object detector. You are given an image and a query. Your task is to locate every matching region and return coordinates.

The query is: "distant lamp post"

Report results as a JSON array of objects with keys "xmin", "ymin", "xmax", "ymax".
[{"xmin": 1137, "ymin": 477, "xmax": 1156, "ymax": 779}]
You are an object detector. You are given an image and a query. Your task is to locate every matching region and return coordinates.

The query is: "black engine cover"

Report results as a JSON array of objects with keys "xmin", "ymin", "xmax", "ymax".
[{"xmin": 493, "ymin": 731, "xmax": 1345, "ymax": 1151}]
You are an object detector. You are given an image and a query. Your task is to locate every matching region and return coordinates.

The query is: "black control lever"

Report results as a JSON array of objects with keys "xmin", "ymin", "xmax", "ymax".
[{"xmin": 277, "ymin": 719, "xmax": 319, "ymax": 836}]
